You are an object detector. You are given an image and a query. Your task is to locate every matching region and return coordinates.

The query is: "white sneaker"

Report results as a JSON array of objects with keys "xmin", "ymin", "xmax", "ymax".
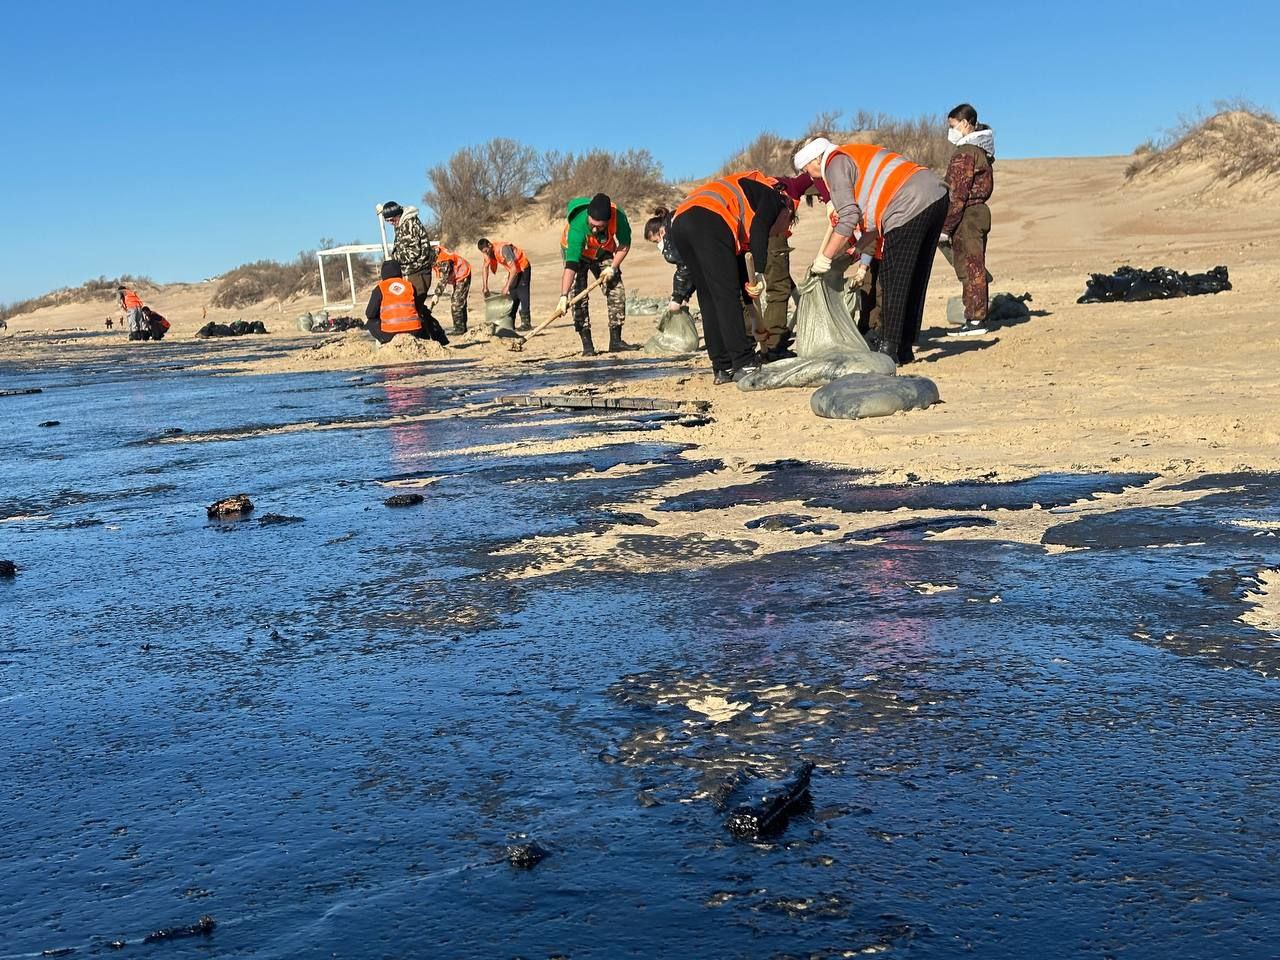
[{"xmin": 947, "ymin": 321, "xmax": 989, "ymax": 337}]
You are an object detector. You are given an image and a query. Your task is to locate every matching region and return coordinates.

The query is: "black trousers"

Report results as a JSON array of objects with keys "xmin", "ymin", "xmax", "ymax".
[
  {"xmin": 506, "ymin": 267, "xmax": 532, "ymax": 322},
  {"xmin": 668, "ymin": 207, "xmax": 755, "ymax": 373},
  {"xmin": 880, "ymin": 195, "xmax": 948, "ymax": 364}
]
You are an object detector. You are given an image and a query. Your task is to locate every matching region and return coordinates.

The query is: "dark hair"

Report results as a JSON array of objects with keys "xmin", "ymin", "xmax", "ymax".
[
  {"xmin": 947, "ymin": 103, "xmax": 990, "ymax": 131},
  {"xmin": 476, "ymin": 238, "xmax": 491, "ymax": 251},
  {"xmin": 644, "ymin": 206, "xmax": 671, "ymax": 240}
]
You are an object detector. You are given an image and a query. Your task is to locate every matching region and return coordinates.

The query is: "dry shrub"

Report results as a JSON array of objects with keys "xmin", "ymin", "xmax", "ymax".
[
  {"xmin": 1125, "ymin": 103, "xmax": 1280, "ymax": 183},
  {"xmin": 719, "ymin": 132, "xmax": 794, "ymax": 177},
  {"xmin": 1, "ymin": 274, "xmax": 154, "ymax": 321},
  {"xmin": 718, "ymin": 109, "xmax": 952, "ymax": 178},
  {"xmin": 211, "ymin": 244, "xmax": 377, "ymax": 309},
  {"xmin": 424, "ymin": 137, "xmax": 540, "ymax": 241},
  {"xmin": 540, "ymin": 148, "xmax": 674, "ymax": 216}
]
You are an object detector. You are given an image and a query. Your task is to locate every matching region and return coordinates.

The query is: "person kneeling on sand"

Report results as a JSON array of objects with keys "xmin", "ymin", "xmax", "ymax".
[{"xmin": 365, "ymin": 260, "xmax": 450, "ymax": 347}]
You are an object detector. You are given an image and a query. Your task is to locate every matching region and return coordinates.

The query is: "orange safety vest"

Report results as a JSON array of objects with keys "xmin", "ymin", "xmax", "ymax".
[
  {"xmin": 434, "ymin": 248, "xmax": 471, "ymax": 283},
  {"xmin": 486, "ymin": 241, "xmax": 529, "ymax": 275},
  {"xmin": 378, "ymin": 277, "xmax": 422, "ymax": 334},
  {"xmin": 824, "ymin": 144, "xmax": 924, "ymax": 234},
  {"xmin": 673, "ymin": 170, "xmax": 775, "ymax": 254},
  {"xmin": 121, "ymin": 288, "xmax": 144, "ymax": 310},
  {"xmin": 561, "ymin": 204, "xmax": 619, "ymax": 260}
]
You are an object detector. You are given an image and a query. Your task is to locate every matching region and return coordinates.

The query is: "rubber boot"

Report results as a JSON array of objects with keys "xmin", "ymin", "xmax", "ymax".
[
  {"xmin": 578, "ymin": 327, "xmax": 597, "ymax": 357},
  {"xmin": 517, "ymin": 317, "xmax": 532, "ymax": 332},
  {"xmin": 607, "ymin": 327, "xmax": 637, "ymax": 353}
]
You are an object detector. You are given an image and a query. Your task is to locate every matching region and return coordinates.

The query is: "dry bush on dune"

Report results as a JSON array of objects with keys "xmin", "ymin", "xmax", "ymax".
[
  {"xmin": 1, "ymin": 274, "xmax": 155, "ymax": 321},
  {"xmin": 211, "ymin": 245, "xmax": 377, "ymax": 309},
  {"xmin": 1126, "ymin": 104, "xmax": 1280, "ymax": 184},
  {"xmin": 718, "ymin": 109, "xmax": 951, "ymax": 178},
  {"xmin": 539, "ymin": 148, "xmax": 675, "ymax": 215},
  {"xmin": 424, "ymin": 138, "xmax": 541, "ymax": 241}
]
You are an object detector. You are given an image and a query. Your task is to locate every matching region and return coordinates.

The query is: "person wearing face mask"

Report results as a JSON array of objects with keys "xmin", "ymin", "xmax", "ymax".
[
  {"xmin": 793, "ymin": 137, "xmax": 948, "ymax": 365},
  {"xmin": 643, "ymin": 207, "xmax": 695, "ymax": 313},
  {"xmin": 939, "ymin": 104, "xmax": 996, "ymax": 336},
  {"xmin": 557, "ymin": 192, "xmax": 635, "ymax": 355}
]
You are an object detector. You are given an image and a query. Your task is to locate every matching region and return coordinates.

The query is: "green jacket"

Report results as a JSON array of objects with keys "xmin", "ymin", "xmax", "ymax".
[{"xmin": 562, "ymin": 196, "xmax": 631, "ymax": 266}]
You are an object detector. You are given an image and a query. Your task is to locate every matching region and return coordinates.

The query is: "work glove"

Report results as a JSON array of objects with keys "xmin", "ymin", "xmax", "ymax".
[
  {"xmin": 743, "ymin": 273, "xmax": 765, "ymax": 299},
  {"xmin": 810, "ymin": 254, "xmax": 833, "ymax": 275},
  {"xmin": 667, "ymin": 300, "xmax": 685, "ymax": 313},
  {"xmin": 599, "ymin": 265, "xmax": 616, "ymax": 283},
  {"xmin": 555, "ymin": 295, "xmax": 570, "ymax": 318},
  {"xmin": 938, "ymin": 233, "xmax": 951, "ymax": 246},
  {"xmin": 851, "ymin": 262, "xmax": 870, "ymax": 288}
]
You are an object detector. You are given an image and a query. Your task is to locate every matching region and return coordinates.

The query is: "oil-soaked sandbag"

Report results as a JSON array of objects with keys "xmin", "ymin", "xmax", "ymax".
[
  {"xmin": 810, "ymin": 373, "xmax": 940, "ymax": 420},
  {"xmin": 1077, "ymin": 265, "xmax": 1230, "ymax": 304},
  {"xmin": 644, "ymin": 305, "xmax": 699, "ymax": 354},
  {"xmin": 296, "ymin": 312, "xmax": 315, "ymax": 332},
  {"xmin": 736, "ymin": 351, "xmax": 895, "ymax": 391},
  {"xmin": 987, "ymin": 292, "xmax": 1033, "ymax": 324},
  {"xmin": 792, "ymin": 270, "xmax": 870, "ymax": 358}
]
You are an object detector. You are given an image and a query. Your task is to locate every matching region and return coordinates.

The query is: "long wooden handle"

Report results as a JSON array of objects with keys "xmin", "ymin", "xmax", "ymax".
[
  {"xmin": 742, "ymin": 252, "xmax": 767, "ymax": 340},
  {"xmin": 515, "ymin": 275, "xmax": 607, "ymax": 347}
]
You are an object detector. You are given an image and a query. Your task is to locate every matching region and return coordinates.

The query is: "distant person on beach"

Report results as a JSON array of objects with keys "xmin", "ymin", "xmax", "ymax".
[
  {"xmin": 365, "ymin": 259, "xmax": 449, "ymax": 346},
  {"xmin": 378, "ymin": 201, "xmax": 437, "ymax": 301},
  {"xmin": 431, "ymin": 245, "xmax": 473, "ymax": 335},
  {"xmin": 477, "ymin": 238, "xmax": 532, "ymax": 334},
  {"xmin": 939, "ymin": 103, "xmax": 996, "ymax": 337},
  {"xmin": 794, "ymin": 138, "xmax": 948, "ymax": 365},
  {"xmin": 117, "ymin": 286, "xmax": 148, "ymax": 341},
  {"xmin": 105, "ymin": 316, "xmax": 114, "ymax": 330}
]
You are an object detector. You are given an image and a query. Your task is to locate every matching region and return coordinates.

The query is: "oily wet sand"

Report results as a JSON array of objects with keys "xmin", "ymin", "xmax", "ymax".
[{"xmin": 2, "ymin": 348, "xmax": 1280, "ymax": 959}]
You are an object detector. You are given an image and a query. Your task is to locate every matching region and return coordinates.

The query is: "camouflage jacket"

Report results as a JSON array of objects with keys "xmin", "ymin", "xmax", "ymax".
[
  {"xmin": 390, "ymin": 208, "xmax": 436, "ymax": 275},
  {"xmin": 943, "ymin": 143, "xmax": 994, "ymax": 236}
]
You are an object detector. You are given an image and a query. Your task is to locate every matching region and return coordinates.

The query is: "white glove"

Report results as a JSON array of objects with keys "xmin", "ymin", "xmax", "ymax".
[
  {"xmin": 743, "ymin": 273, "xmax": 765, "ymax": 299},
  {"xmin": 938, "ymin": 233, "xmax": 951, "ymax": 245},
  {"xmin": 811, "ymin": 254, "xmax": 833, "ymax": 275},
  {"xmin": 851, "ymin": 262, "xmax": 869, "ymax": 286},
  {"xmin": 599, "ymin": 265, "xmax": 616, "ymax": 283},
  {"xmin": 555, "ymin": 295, "xmax": 570, "ymax": 317}
]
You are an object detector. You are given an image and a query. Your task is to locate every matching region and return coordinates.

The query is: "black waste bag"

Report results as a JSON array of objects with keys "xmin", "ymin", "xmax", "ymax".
[
  {"xmin": 1077, "ymin": 265, "xmax": 1230, "ymax": 304},
  {"xmin": 196, "ymin": 320, "xmax": 268, "ymax": 338}
]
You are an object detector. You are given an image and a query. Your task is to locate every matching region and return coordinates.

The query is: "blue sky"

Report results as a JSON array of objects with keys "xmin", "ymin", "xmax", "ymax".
[{"xmin": 2, "ymin": 0, "xmax": 1276, "ymax": 303}]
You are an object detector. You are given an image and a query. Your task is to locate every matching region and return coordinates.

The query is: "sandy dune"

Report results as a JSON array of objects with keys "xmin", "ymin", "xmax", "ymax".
[{"xmin": 3, "ymin": 154, "xmax": 1277, "ymax": 483}]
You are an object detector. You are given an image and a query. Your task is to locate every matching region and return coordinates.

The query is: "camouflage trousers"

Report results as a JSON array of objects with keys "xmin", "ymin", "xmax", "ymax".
[
  {"xmin": 945, "ymin": 202, "xmax": 991, "ymax": 322},
  {"xmin": 571, "ymin": 257, "xmax": 625, "ymax": 331},
  {"xmin": 755, "ymin": 234, "xmax": 795, "ymax": 349},
  {"xmin": 448, "ymin": 275, "xmax": 471, "ymax": 330}
]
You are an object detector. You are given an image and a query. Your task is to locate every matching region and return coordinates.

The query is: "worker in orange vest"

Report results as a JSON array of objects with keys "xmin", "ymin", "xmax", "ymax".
[
  {"xmin": 117, "ymin": 285, "xmax": 148, "ymax": 341},
  {"xmin": 364, "ymin": 260, "xmax": 449, "ymax": 346},
  {"xmin": 793, "ymin": 137, "xmax": 948, "ymax": 365},
  {"xmin": 476, "ymin": 238, "xmax": 531, "ymax": 335},
  {"xmin": 431, "ymin": 245, "xmax": 473, "ymax": 335},
  {"xmin": 667, "ymin": 170, "xmax": 791, "ymax": 384}
]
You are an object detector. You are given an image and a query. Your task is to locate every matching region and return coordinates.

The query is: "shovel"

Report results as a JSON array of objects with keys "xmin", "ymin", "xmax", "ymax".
[
  {"xmin": 742, "ymin": 251, "xmax": 768, "ymax": 344},
  {"xmin": 510, "ymin": 274, "xmax": 607, "ymax": 352}
]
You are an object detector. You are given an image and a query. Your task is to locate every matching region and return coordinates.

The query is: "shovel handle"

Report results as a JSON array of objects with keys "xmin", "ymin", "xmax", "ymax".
[
  {"xmin": 742, "ymin": 252, "xmax": 767, "ymax": 341},
  {"xmin": 512, "ymin": 274, "xmax": 608, "ymax": 350}
]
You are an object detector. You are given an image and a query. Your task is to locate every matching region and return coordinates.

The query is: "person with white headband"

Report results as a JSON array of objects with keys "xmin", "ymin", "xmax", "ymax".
[{"xmin": 793, "ymin": 136, "xmax": 948, "ymax": 365}]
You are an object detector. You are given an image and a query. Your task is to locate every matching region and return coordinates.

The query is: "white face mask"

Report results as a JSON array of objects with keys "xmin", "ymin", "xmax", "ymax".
[{"xmin": 947, "ymin": 127, "xmax": 964, "ymax": 145}]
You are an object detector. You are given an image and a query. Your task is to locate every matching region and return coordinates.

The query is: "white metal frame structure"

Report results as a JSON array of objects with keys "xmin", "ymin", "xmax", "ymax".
[
  {"xmin": 315, "ymin": 211, "xmax": 395, "ymax": 310},
  {"xmin": 316, "ymin": 243, "xmax": 384, "ymax": 309}
]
